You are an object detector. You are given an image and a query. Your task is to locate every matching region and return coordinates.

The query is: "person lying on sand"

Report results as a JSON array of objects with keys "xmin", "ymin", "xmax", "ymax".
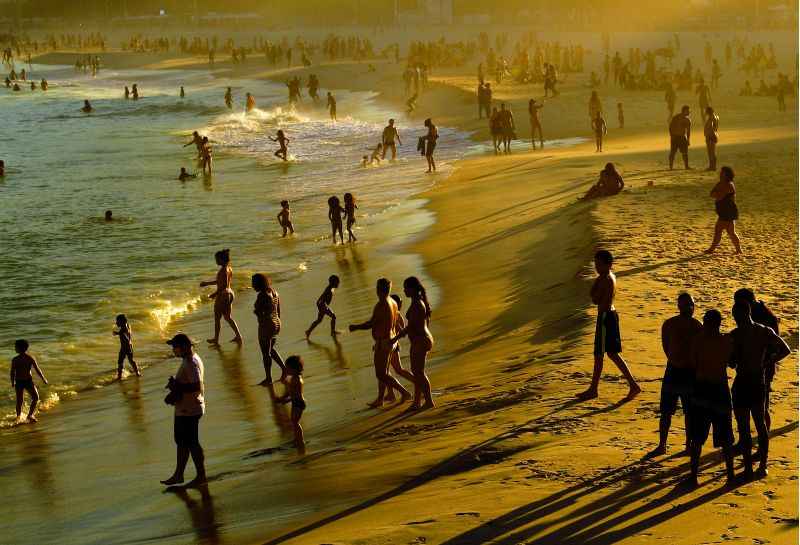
[{"xmin": 577, "ymin": 250, "xmax": 641, "ymax": 401}]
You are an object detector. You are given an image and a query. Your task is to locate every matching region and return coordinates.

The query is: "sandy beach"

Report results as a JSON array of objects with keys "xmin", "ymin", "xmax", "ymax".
[{"xmin": 2, "ymin": 28, "xmax": 797, "ymax": 545}]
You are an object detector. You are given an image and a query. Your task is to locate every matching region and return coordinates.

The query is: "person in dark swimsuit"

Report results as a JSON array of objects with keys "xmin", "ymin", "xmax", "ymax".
[
  {"xmin": 253, "ymin": 274, "xmax": 286, "ymax": 385},
  {"xmin": 277, "ymin": 355, "xmax": 306, "ymax": 453},
  {"xmin": 11, "ymin": 339, "xmax": 48, "ymax": 423},
  {"xmin": 705, "ymin": 166, "xmax": 742, "ymax": 254},
  {"xmin": 422, "ymin": 118, "xmax": 438, "ymax": 173}
]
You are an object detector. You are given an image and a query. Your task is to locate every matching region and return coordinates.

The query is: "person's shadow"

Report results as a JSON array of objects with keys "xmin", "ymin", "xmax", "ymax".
[{"xmin": 166, "ymin": 484, "xmax": 220, "ymax": 544}]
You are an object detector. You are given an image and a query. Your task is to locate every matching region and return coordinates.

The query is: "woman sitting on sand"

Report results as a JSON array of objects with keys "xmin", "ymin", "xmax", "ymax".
[
  {"xmin": 581, "ymin": 163, "xmax": 625, "ymax": 200},
  {"xmin": 391, "ymin": 277, "xmax": 435, "ymax": 410},
  {"xmin": 705, "ymin": 166, "xmax": 742, "ymax": 255},
  {"xmin": 252, "ymin": 273, "xmax": 286, "ymax": 385}
]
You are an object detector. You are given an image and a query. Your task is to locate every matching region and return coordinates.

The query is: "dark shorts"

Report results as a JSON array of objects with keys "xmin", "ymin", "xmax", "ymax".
[
  {"xmin": 291, "ymin": 398, "xmax": 307, "ymax": 412},
  {"xmin": 689, "ymin": 381, "xmax": 734, "ymax": 448},
  {"xmin": 659, "ymin": 365, "xmax": 693, "ymax": 415},
  {"xmin": 174, "ymin": 415, "xmax": 202, "ymax": 448},
  {"xmin": 670, "ymin": 135, "xmax": 689, "ymax": 154},
  {"xmin": 594, "ymin": 311, "xmax": 622, "ymax": 356},
  {"xmin": 731, "ymin": 376, "xmax": 765, "ymax": 411},
  {"xmin": 117, "ymin": 347, "xmax": 134, "ymax": 367},
  {"xmin": 425, "ymin": 141, "xmax": 437, "ymax": 157},
  {"xmin": 15, "ymin": 378, "xmax": 34, "ymax": 393}
]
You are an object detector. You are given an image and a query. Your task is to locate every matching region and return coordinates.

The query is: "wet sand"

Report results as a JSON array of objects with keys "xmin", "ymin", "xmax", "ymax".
[{"xmin": 9, "ymin": 31, "xmax": 799, "ymax": 545}]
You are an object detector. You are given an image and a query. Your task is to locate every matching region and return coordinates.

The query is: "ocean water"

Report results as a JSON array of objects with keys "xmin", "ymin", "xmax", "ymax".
[{"xmin": 0, "ymin": 63, "xmax": 469, "ymax": 426}]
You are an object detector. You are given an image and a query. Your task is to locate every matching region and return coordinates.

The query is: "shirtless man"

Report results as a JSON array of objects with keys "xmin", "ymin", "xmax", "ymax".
[
  {"xmin": 651, "ymin": 293, "xmax": 702, "ymax": 456},
  {"xmin": 184, "ymin": 131, "xmax": 203, "ymax": 159},
  {"xmin": 381, "ymin": 119, "xmax": 402, "ymax": 160},
  {"xmin": 327, "ymin": 92, "xmax": 337, "ymax": 121},
  {"xmin": 668, "ymin": 105, "xmax": 691, "ymax": 170},
  {"xmin": 687, "ymin": 309, "xmax": 735, "ymax": 487},
  {"xmin": 704, "ymin": 106, "xmax": 719, "ymax": 171},
  {"xmin": 497, "ymin": 103, "xmax": 515, "ymax": 153},
  {"xmin": 349, "ymin": 278, "xmax": 411, "ymax": 408},
  {"xmin": 528, "ymin": 99, "xmax": 544, "ymax": 150},
  {"xmin": 729, "ymin": 301, "xmax": 790, "ymax": 478},
  {"xmin": 11, "ymin": 339, "xmax": 48, "ymax": 423},
  {"xmin": 577, "ymin": 250, "xmax": 641, "ymax": 401}
]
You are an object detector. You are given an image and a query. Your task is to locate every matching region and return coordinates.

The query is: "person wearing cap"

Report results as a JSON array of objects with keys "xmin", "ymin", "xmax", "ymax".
[
  {"xmin": 668, "ymin": 105, "xmax": 692, "ymax": 170},
  {"xmin": 161, "ymin": 333, "xmax": 207, "ymax": 487},
  {"xmin": 381, "ymin": 119, "xmax": 401, "ymax": 160}
]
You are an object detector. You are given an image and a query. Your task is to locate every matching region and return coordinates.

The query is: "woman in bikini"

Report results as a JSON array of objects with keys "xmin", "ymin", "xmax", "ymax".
[
  {"xmin": 705, "ymin": 165, "xmax": 742, "ymax": 254},
  {"xmin": 391, "ymin": 276, "xmax": 435, "ymax": 409},
  {"xmin": 343, "ymin": 192, "xmax": 358, "ymax": 243},
  {"xmin": 252, "ymin": 273, "xmax": 286, "ymax": 384},
  {"xmin": 200, "ymin": 249, "xmax": 243, "ymax": 345}
]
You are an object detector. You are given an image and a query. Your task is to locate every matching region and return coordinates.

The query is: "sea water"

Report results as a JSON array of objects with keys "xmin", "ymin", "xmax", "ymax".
[{"xmin": 0, "ymin": 62, "xmax": 469, "ymax": 426}]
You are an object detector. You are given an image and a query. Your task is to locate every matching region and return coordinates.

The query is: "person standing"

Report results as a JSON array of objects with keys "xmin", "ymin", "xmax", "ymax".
[
  {"xmin": 200, "ymin": 249, "xmax": 243, "ymax": 345},
  {"xmin": 381, "ymin": 119, "xmax": 402, "ymax": 160},
  {"xmin": 161, "ymin": 333, "xmax": 207, "ymax": 487},
  {"xmin": 705, "ymin": 166, "xmax": 742, "ymax": 254},
  {"xmin": 651, "ymin": 293, "xmax": 702, "ymax": 456},
  {"xmin": 391, "ymin": 277, "xmax": 435, "ymax": 410},
  {"xmin": 577, "ymin": 250, "xmax": 641, "ymax": 401},
  {"xmin": 253, "ymin": 274, "xmax": 286, "ymax": 385},
  {"xmin": 422, "ymin": 118, "xmax": 438, "ymax": 173},
  {"xmin": 668, "ymin": 105, "xmax": 691, "ymax": 170},
  {"xmin": 498, "ymin": 103, "xmax": 515, "ymax": 153},
  {"xmin": 10, "ymin": 340, "xmax": 48, "ymax": 423},
  {"xmin": 729, "ymin": 302, "xmax": 790, "ymax": 478},
  {"xmin": 528, "ymin": 99, "xmax": 544, "ymax": 150},
  {"xmin": 592, "ymin": 111, "xmax": 607, "ymax": 153},
  {"xmin": 327, "ymin": 92, "xmax": 337, "ymax": 121},
  {"xmin": 704, "ymin": 106, "xmax": 719, "ymax": 171}
]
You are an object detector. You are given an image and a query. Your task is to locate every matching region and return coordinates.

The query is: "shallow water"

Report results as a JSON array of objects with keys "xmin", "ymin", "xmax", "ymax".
[{"xmin": 0, "ymin": 63, "xmax": 468, "ymax": 425}]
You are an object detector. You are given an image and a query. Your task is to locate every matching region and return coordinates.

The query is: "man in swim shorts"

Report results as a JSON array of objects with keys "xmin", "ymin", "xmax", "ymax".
[
  {"xmin": 381, "ymin": 119, "xmax": 402, "ymax": 160},
  {"xmin": 669, "ymin": 105, "xmax": 692, "ymax": 170}
]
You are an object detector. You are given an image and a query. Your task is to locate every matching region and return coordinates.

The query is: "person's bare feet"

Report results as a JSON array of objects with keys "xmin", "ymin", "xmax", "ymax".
[
  {"xmin": 648, "ymin": 445, "xmax": 667, "ymax": 457},
  {"xmin": 258, "ymin": 377, "xmax": 272, "ymax": 386},
  {"xmin": 304, "ymin": 330, "xmax": 311, "ymax": 340},
  {"xmin": 160, "ymin": 475, "xmax": 184, "ymax": 486},
  {"xmin": 27, "ymin": 415, "xmax": 37, "ymax": 423},
  {"xmin": 576, "ymin": 389, "xmax": 598, "ymax": 401},
  {"xmin": 367, "ymin": 399, "xmax": 383, "ymax": 409},
  {"xmin": 703, "ymin": 248, "xmax": 715, "ymax": 255},
  {"xmin": 230, "ymin": 336, "xmax": 243, "ymax": 345},
  {"xmin": 206, "ymin": 338, "xmax": 219, "ymax": 346},
  {"xmin": 625, "ymin": 384, "xmax": 642, "ymax": 400},
  {"xmin": 384, "ymin": 393, "xmax": 397, "ymax": 403},
  {"xmin": 184, "ymin": 476, "xmax": 208, "ymax": 488},
  {"xmin": 421, "ymin": 401, "xmax": 435, "ymax": 409}
]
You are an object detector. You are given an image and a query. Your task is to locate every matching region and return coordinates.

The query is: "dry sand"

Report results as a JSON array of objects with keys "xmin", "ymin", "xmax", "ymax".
[{"xmin": 28, "ymin": 33, "xmax": 799, "ymax": 545}]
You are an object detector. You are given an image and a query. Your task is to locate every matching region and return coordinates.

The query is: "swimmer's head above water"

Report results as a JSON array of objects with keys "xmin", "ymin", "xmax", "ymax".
[{"xmin": 104, "ymin": 210, "xmax": 113, "ymax": 221}]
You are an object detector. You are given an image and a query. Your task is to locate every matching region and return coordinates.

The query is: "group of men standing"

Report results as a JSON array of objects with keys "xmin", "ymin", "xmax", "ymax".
[{"xmin": 656, "ymin": 290, "xmax": 789, "ymax": 486}]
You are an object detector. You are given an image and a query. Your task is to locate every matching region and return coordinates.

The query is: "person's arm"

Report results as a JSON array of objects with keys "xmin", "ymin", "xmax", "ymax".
[
  {"xmin": 199, "ymin": 279, "xmax": 217, "ymax": 287},
  {"xmin": 661, "ymin": 321, "xmax": 670, "ymax": 359},
  {"xmin": 396, "ymin": 130, "xmax": 401, "ymax": 145},
  {"xmin": 349, "ymin": 311, "xmax": 374, "ymax": 332},
  {"xmin": 10, "ymin": 361, "xmax": 15, "ymax": 387},
  {"xmin": 767, "ymin": 330, "xmax": 791, "ymax": 366},
  {"xmin": 32, "ymin": 358, "xmax": 47, "ymax": 384}
]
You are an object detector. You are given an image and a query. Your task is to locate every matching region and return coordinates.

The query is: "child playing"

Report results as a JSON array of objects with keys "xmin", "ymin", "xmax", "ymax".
[
  {"xmin": 270, "ymin": 130, "xmax": 289, "ymax": 161},
  {"xmin": 277, "ymin": 355, "xmax": 306, "ymax": 453},
  {"xmin": 11, "ymin": 340, "xmax": 48, "ymax": 423},
  {"xmin": 327, "ymin": 196, "xmax": 345, "ymax": 245},
  {"xmin": 305, "ymin": 275, "xmax": 340, "ymax": 339},
  {"xmin": 114, "ymin": 314, "xmax": 141, "ymax": 380},
  {"xmin": 577, "ymin": 250, "xmax": 641, "ymax": 401},
  {"xmin": 277, "ymin": 200, "xmax": 295, "ymax": 237},
  {"xmin": 617, "ymin": 103, "xmax": 624, "ymax": 129},
  {"xmin": 178, "ymin": 167, "xmax": 197, "ymax": 181},
  {"xmin": 592, "ymin": 111, "xmax": 607, "ymax": 152},
  {"xmin": 383, "ymin": 295, "xmax": 417, "ymax": 403},
  {"xmin": 343, "ymin": 192, "xmax": 358, "ymax": 243},
  {"xmin": 369, "ymin": 143, "xmax": 383, "ymax": 165}
]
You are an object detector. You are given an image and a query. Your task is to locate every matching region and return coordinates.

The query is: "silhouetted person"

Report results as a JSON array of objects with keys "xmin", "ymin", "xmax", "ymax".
[
  {"xmin": 704, "ymin": 106, "xmax": 719, "ymax": 171},
  {"xmin": 705, "ymin": 166, "xmax": 742, "ymax": 254},
  {"xmin": 669, "ymin": 105, "xmax": 691, "ymax": 170}
]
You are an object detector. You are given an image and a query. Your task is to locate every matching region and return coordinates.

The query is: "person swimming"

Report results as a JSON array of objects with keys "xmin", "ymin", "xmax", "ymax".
[
  {"xmin": 178, "ymin": 167, "xmax": 197, "ymax": 181},
  {"xmin": 104, "ymin": 210, "xmax": 113, "ymax": 221},
  {"xmin": 132, "ymin": 84, "xmax": 139, "ymax": 100},
  {"xmin": 124, "ymin": 86, "xmax": 130, "ymax": 100},
  {"xmin": 81, "ymin": 100, "xmax": 93, "ymax": 113}
]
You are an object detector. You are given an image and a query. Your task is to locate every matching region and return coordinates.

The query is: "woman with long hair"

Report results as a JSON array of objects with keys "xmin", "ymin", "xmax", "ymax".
[
  {"xmin": 252, "ymin": 273, "xmax": 286, "ymax": 384},
  {"xmin": 392, "ymin": 276, "xmax": 435, "ymax": 409},
  {"xmin": 200, "ymin": 249, "xmax": 243, "ymax": 345}
]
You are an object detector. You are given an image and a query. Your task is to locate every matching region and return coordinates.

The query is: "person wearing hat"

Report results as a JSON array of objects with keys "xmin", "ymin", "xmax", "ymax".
[{"xmin": 161, "ymin": 333, "xmax": 207, "ymax": 487}]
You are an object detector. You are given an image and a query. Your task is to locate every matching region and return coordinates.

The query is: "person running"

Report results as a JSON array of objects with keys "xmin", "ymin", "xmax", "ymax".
[
  {"xmin": 327, "ymin": 196, "xmax": 345, "ymax": 244},
  {"xmin": 161, "ymin": 333, "xmax": 207, "ymax": 487},
  {"xmin": 390, "ymin": 277, "xmax": 435, "ymax": 410},
  {"xmin": 327, "ymin": 92, "xmax": 337, "ymax": 121},
  {"xmin": 592, "ymin": 111, "xmax": 607, "ymax": 152},
  {"xmin": 733, "ymin": 289, "xmax": 780, "ymax": 433},
  {"xmin": 224, "ymin": 87, "xmax": 233, "ymax": 109},
  {"xmin": 577, "ymin": 250, "xmax": 641, "ymax": 401},
  {"xmin": 114, "ymin": 314, "xmax": 141, "ymax": 380},
  {"xmin": 10, "ymin": 340, "xmax": 48, "ymax": 423},
  {"xmin": 729, "ymin": 301, "xmax": 790, "ymax": 478},
  {"xmin": 422, "ymin": 118, "xmax": 438, "ymax": 173},
  {"xmin": 705, "ymin": 166, "xmax": 742, "ymax": 255},
  {"xmin": 651, "ymin": 293, "xmax": 702, "ymax": 456},
  {"xmin": 252, "ymin": 273, "xmax": 286, "ymax": 385},
  {"xmin": 528, "ymin": 99, "xmax": 544, "ymax": 150},
  {"xmin": 270, "ymin": 130, "xmax": 289, "ymax": 162},
  {"xmin": 305, "ymin": 275, "xmax": 340, "ymax": 339},
  {"xmin": 687, "ymin": 309, "xmax": 735, "ymax": 487},
  {"xmin": 199, "ymin": 249, "xmax": 243, "ymax": 346},
  {"xmin": 343, "ymin": 192, "xmax": 358, "ymax": 243},
  {"xmin": 349, "ymin": 278, "xmax": 411, "ymax": 408},
  {"xmin": 381, "ymin": 119, "xmax": 402, "ymax": 160},
  {"xmin": 669, "ymin": 105, "xmax": 692, "ymax": 170},
  {"xmin": 277, "ymin": 355, "xmax": 306, "ymax": 453},
  {"xmin": 704, "ymin": 106, "xmax": 719, "ymax": 171},
  {"xmin": 277, "ymin": 200, "xmax": 294, "ymax": 237}
]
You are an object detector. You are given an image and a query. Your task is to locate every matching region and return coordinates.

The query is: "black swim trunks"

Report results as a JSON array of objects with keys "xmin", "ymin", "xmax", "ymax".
[
  {"xmin": 689, "ymin": 380, "xmax": 734, "ymax": 448},
  {"xmin": 731, "ymin": 375, "xmax": 765, "ymax": 411},
  {"xmin": 670, "ymin": 135, "xmax": 689, "ymax": 154},
  {"xmin": 594, "ymin": 310, "xmax": 622, "ymax": 356},
  {"xmin": 14, "ymin": 378, "xmax": 34, "ymax": 392},
  {"xmin": 659, "ymin": 365, "xmax": 693, "ymax": 416},
  {"xmin": 291, "ymin": 398, "xmax": 307, "ymax": 412},
  {"xmin": 174, "ymin": 415, "xmax": 201, "ymax": 448}
]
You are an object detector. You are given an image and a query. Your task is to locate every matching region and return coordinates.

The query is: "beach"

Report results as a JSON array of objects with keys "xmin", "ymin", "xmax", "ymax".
[{"xmin": 1, "ymin": 29, "xmax": 797, "ymax": 545}]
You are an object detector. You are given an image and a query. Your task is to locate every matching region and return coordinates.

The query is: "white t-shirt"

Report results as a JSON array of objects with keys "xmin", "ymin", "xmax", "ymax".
[{"xmin": 174, "ymin": 353, "xmax": 205, "ymax": 417}]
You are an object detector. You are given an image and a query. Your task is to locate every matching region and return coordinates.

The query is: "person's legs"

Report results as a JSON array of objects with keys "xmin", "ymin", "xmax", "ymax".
[
  {"xmin": 656, "ymin": 377, "xmax": 677, "ymax": 453},
  {"xmin": 724, "ymin": 222, "xmax": 742, "ymax": 254},
  {"xmin": 669, "ymin": 144, "xmax": 677, "ymax": 169},
  {"xmin": 411, "ymin": 344, "xmax": 434, "ymax": 408},
  {"xmin": 15, "ymin": 387, "xmax": 23, "ymax": 419},
  {"xmin": 681, "ymin": 149, "xmax": 689, "ymax": 169},
  {"xmin": 127, "ymin": 351, "xmax": 140, "ymax": 376},
  {"xmin": 306, "ymin": 311, "xmax": 324, "ymax": 338},
  {"xmin": 117, "ymin": 349, "xmax": 125, "ymax": 379},
  {"xmin": 292, "ymin": 407, "xmax": 306, "ymax": 453},
  {"xmin": 705, "ymin": 219, "xmax": 725, "ymax": 253},
  {"xmin": 734, "ymin": 407, "xmax": 754, "ymax": 476},
  {"xmin": 208, "ymin": 309, "xmax": 222, "ymax": 344},
  {"xmin": 26, "ymin": 384, "xmax": 39, "ymax": 421},
  {"xmin": 608, "ymin": 353, "xmax": 641, "ymax": 397},
  {"xmin": 578, "ymin": 354, "xmax": 604, "ymax": 400},
  {"xmin": 751, "ymin": 404, "xmax": 769, "ymax": 475},
  {"xmin": 325, "ymin": 308, "xmax": 337, "ymax": 335},
  {"xmin": 223, "ymin": 309, "xmax": 242, "ymax": 343},
  {"xmin": 269, "ymin": 338, "xmax": 286, "ymax": 380}
]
